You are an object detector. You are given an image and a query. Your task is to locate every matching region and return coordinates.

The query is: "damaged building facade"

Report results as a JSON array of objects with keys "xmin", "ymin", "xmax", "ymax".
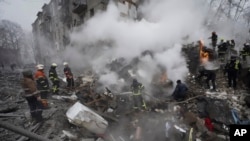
[{"xmin": 32, "ymin": 0, "xmax": 140, "ymax": 64}]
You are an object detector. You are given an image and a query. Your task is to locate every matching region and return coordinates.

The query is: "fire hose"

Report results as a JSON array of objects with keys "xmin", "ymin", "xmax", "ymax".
[
  {"xmin": 21, "ymin": 90, "xmax": 50, "ymax": 98},
  {"xmin": 0, "ymin": 120, "xmax": 52, "ymax": 141}
]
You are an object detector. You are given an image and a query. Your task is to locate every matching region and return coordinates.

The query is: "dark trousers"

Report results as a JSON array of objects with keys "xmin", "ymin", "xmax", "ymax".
[
  {"xmin": 212, "ymin": 41, "xmax": 217, "ymax": 48},
  {"xmin": 67, "ymin": 78, "xmax": 74, "ymax": 88},
  {"xmin": 40, "ymin": 91, "xmax": 48, "ymax": 99},
  {"xmin": 206, "ymin": 77, "xmax": 216, "ymax": 90},
  {"xmin": 206, "ymin": 72, "xmax": 216, "ymax": 90},
  {"xmin": 133, "ymin": 94, "xmax": 145, "ymax": 109},
  {"xmin": 228, "ymin": 71, "xmax": 237, "ymax": 88},
  {"xmin": 26, "ymin": 96, "xmax": 43, "ymax": 122},
  {"xmin": 173, "ymin": 92, "xmax": 186, "ymax": 101}
]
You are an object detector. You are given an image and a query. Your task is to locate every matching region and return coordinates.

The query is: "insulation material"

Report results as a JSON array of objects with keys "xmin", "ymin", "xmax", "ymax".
[{"xmin": 66, "ymin": 102, "xmax": 108, "ymax": 134}]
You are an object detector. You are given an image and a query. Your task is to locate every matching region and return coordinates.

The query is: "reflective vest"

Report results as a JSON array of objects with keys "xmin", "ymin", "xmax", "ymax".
[
  {"xmin": 132, "ymin": 84, "xmax": 144, "ymax": 95},
  {"xmin": 49, "ymin": 68, "xmax": 58, "ymax": 82},
  {"xmin": 235, "ymin": 60, "xmax": 240, "ymax": 70},
  {"xmin": 34, "ymin": 70, "xmax": 49, "ymax": 90},
  {"xmin": 241, "ymin": 51, "xmax": 249, "ymax": 56}
]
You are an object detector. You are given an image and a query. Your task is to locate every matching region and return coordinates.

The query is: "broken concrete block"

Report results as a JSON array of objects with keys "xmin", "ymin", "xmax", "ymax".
[
  {"xmin": 52, "ymin": 94, "xmax": 78, "ymax": 101},
  {"xmin": 107, "ymin": 108, "xmax": 114, "ymax": 113},
  {"xmin": 81, "ymin": 76, "xmax": 94, "ymax": 86},
  {"xmin": 165, "ymin": 121, "xmax": 172, "ymax": 138},
  {"xmin": 62, "ymin": 130, "xmax": 77, "ymax": 140},
  {"xmin": 66, "ymin": 102, "xmax": 108, "ymax": 134}
]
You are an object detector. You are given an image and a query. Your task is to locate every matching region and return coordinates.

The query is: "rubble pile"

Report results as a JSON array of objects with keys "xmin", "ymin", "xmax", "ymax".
[{"xmin": 1, "ymin": 47, "xmax": 250, "ymax": 141}]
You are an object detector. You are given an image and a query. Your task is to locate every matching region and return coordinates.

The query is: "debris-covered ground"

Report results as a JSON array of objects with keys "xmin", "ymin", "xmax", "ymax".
[{"xmin": 0, "ymin": 47, "xmax": 250, "ymax": 141}]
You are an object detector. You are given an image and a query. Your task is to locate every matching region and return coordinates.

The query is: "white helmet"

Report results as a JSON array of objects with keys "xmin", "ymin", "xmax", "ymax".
[
  {"xmin": 51, "ymin": 63, "xmax": 57, "ymax": 67},
  {"xmin": 63, "ymin": 62, "xmax": 68, "ymax": 66},
  {"xmin": 37, "ymin": 64, "xmax": 44, "ymax": 70}
]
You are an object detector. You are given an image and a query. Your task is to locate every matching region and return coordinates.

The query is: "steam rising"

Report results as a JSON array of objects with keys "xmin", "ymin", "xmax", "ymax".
[
  {"xmin": 54, "ymin": 0, "xmax": 250, "ymax": 93},
  {"xmin": 66, "ymin": 0, "xmax": 212, "ymax": 92}
]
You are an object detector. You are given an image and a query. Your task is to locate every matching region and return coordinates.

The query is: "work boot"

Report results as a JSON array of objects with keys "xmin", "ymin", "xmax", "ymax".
[
  {"xmin": 35, "ymin": 111, "xmax": 44, "ymax": 123},
  {"xmin": 29, "ymin": 117, "xmax": 38, "ymax": 125}
]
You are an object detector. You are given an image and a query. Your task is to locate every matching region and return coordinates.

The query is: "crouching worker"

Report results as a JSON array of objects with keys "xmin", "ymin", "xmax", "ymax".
[
  {"xmin": 21, "ymin": 70, "xmax": 43, "ymax": 123},
  {"xmin": 172, "ymin": 80, "xmax": 188, "ymax": 101}
]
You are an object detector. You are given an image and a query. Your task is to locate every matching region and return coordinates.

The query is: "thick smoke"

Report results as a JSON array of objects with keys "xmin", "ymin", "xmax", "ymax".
[{"xmin": 68, "ymin": 0, "xmax": 211, "ymax": 93}]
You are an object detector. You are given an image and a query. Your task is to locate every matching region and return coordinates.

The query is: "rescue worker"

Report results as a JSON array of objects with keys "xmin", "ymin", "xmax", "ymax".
[
  {"xmin": 217, "ymin": 39, "xmax": 227, "ymax": 59},
  {"xmin": 240, "ymin": 43, "xmax": 250, "ymax": 61},
  {"xmin": 49, "ymin": 63, "xmax": 59, "ymax": 94},
  {"xmin": 131, "ymin": 79, "xmax": 146, "ymax": 110},
  {"xmin": 34, "ymin": 64, "xmax": 50, "ymax": 108},
  {"xmin": 63, "ymin": 62, "xmax": 74, "ymax": 90},
  {"xmin": 230, "ymin": 39, "xmax": 235, "ymax": 49},
  {"xmin": 21, "ymin": 70, "xmax": 43, "ymax": 123},
  {"xmin": 225, "ymin": 57, "xmax": 242, "ymax": 89},
  {"xmin": 209, "ymin": 31, "xmax": 218, "ymax": 48},
  {"xmin": 172, "ymin": 80, "xmax": 188, "ymax": 101}
]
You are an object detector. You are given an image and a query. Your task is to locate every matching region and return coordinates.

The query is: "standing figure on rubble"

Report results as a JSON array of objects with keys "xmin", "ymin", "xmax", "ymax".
[
  {"xmin": 217, "ymin": 39, "xmax": 227, "ymax": 59},
  {"xmin": 209, "ymin": 31, "xmax": 218, "ymax": 49},
  {"xmin": 63, "ymin": 62, "xmax": 74, "ymax": 90},
  {"xmin": 225, "ymin": 57, "xmax": 242, "ymax": 89},
  {"xmin": 240, "ymin": 43, "xmax": 250, "ymax": 61},
  {"xmin": 230, "ymin": 39, "xmax": 235, "ymax": 49},
  {"xmin": 21, "ymin": 70, "xmax": 43, "ymax": 123},
  {"xmin": 131, "ymin": 79, "xmax": 146, "ymax": 110},
  {"xmin": 49, "ymin": 63, "xmax": 60, "ymax": 94},
  {"xmin": 34, "ymin": 64, "xmax": 50, "ymax": 109},
  {"xmin": 172, "ymin": 80, "xmax": 188, "ymax": 101}
]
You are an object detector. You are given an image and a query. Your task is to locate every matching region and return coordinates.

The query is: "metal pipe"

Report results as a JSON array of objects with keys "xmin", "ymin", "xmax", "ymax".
[{"xmin": 0, "ymin": 121, "xmax": 52, "ymax": 141}]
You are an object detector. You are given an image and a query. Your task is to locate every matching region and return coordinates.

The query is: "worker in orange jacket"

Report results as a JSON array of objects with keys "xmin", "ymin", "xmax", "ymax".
[
  {"xmin": 21, "ymin": 70, "xmax": 43, "ymax": 122},
  {"xmin": 63, "ymin": 62, "xmax": 74, "ymax": 90},
  {"xmin": 34, "ymin": 64, "xmax": 49, "ymax": 108}
]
